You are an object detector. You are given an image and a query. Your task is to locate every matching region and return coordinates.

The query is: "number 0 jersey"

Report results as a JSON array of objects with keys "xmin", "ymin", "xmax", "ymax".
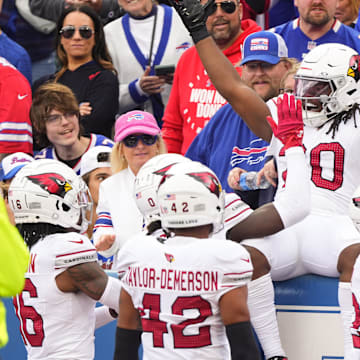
[
  {"xmin": 267, "ymin": 96, "xmax": 360, "ymax": 216},
  {"xmin": 13, "ymin": 232, "xmax": 98, "ymax": 360},
  {"xmin": 118, "ymin": 233, "xmax": 253, "ymax": 360}
]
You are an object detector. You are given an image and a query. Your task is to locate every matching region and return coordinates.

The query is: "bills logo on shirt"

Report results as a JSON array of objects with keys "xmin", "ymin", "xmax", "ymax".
[
  {"xmin": 127, "ymin": 113, "xmax": 144, "ymax": 122},
  {"xmin": 176, "ymin": 42, "xmax": 191, "ymax": 52},
  {"xmin": 231, "ymin": 142, "xmax": 267, "ymax": 167},
  {"xmin": 250, "ymin": 38, "xmax": 269, "ymax": 51}
]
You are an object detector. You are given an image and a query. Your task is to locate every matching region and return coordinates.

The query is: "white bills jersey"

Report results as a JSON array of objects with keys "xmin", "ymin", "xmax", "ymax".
[
  {"xmin": 13, "ymin": 232, "xmax": 98, "ymax": 360},
  {"xmin": 118, "ymin": 233, "xmax": 253, "ymax": 359}
]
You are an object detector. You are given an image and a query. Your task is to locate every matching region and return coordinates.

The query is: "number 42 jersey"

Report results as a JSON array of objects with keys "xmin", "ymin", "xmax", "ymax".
[{"xmin": 117, "ymin": 233, "xmax": 253, "ymax": 360}]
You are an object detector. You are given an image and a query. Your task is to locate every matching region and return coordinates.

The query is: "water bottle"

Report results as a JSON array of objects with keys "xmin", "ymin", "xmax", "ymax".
[{"xmin": 238, "ymin": 171, "xmax": 271, "ymax": 191}]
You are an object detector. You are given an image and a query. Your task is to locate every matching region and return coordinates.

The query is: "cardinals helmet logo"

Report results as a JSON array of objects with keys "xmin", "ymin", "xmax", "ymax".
[
  {"xmin": 27, "ymin": 173, "xmax": 72, "ymax": 198},
  {"xmin": 187, "ymin": 172, "xmax": 222, "ymax": 197},
  {"xmin": 348, "ymin": 55, "xmax": 360, "ymax": 82},
  {"xmin": 165, "ymin": 253, "xmax": 175, "ymax": 263},
  {"xmin": 153, "ymin": 163, "xmax": 177, "ymax": 177}
]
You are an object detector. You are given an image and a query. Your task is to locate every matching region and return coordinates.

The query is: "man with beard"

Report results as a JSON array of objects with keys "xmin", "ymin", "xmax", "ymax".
[
  {"xmin": 271, "ymin": 0, "xmax": 360, "ymax": 60},
  {"xmin": 161, "ymin": 0, "xmax": 262, "ymax": 155}
]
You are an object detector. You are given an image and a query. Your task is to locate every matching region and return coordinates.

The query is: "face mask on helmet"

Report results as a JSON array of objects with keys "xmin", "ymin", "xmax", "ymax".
[
  {"xmin": 294, "ymin": 43, "xmax": 360, "ymax": 128},
  {"xmin": 134, "ymin": 154, "xmax": 191, "ymax": 226},
  {"xmin": 8, "ymin": 159, "xmax": 93, "ymax": 234},
  {"xmin": 157, "ymin": 161, "xmax": 224, "ymax": 235}
]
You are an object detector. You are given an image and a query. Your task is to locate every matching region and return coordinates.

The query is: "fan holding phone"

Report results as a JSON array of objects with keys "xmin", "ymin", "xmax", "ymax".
[{"xmin": 103, "ymin": 0, "xmax": 192, "ymax": 125}]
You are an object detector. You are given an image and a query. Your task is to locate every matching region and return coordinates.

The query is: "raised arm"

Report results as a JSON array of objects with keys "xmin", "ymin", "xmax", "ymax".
[{"xmin": 170, "ymin": 0, "xmax": 272, "ymax": 142}]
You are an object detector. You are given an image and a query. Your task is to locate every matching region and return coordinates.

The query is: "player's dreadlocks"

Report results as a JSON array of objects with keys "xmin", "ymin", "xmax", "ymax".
[
  {"xmin": 323, "ymin": 103, "xmax": 360, "ymax": 138},
  {"xmin": 17, "ymin": 223, "xmax": 72, "ymax": 249}
]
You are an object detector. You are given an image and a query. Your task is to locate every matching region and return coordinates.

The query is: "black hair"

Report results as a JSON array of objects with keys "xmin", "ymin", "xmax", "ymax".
[
  {"xmin": 146, "ymin": 220, "xmax": 162, "ymax": 235},
  {"xmin": 17, "ymin": 223, "xmax": 72, "ymax": 249},
  {"xmin": 323, "ymin": 103, "xmax": 360, "ymax": 138}
]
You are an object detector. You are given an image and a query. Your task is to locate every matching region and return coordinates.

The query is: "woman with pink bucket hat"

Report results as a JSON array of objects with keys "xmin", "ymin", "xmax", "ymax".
[{"xmin": 92, "ymin": 110, "xmax": 167, "ymax": 266}]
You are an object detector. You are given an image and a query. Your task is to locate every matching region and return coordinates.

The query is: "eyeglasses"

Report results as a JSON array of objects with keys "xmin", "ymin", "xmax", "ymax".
[
  {"xmin": 45, "ymin": 112, "xmax": 78, "ymax": 125},
  {"xmin": 207, "ymin": 1, "xmax": 237, "ymax": 15},
  {"xmin": 243, "ymin": 62, "xmax": 277, "ymax": 72},
  {"xmin": 123, "ymin": 134, "xmax": 158, "ymax": 148},
  {"xmin": 59, "ymin": 25, "xmax": 94, "ymax": 39},
  {"xmin": 97, "ymin": 152, "xmax": 110, "ymax": 163}
]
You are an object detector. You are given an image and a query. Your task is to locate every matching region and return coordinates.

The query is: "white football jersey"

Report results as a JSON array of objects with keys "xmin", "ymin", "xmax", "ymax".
[
  {"xmin": 13, "ymin": 232, "xmax": 98, "ymax": 360},
  {"xmin": 117, "ymin": 233, "xmax": 253, "ymax": 360},
  {"xmin": 213, "ymin": 192, "xmax": 253, "ymax": 239},
  {"xmin": 267, "ymin": 96, "xmax": 360, "ymax": 215}
]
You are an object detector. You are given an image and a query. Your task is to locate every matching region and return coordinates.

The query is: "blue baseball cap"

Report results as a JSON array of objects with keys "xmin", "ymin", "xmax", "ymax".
[{"xmin": 240, "ymin": 31, "xmax": 288, "ymax": 65}]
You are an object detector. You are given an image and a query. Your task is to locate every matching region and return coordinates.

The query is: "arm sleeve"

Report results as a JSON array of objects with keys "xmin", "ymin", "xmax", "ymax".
[
  {"xmin": 29, "ymin": 0, "xmax": 65, "ymax": 22},
  {"xmin": 161, "ymin": 63, "xmax": 183, "ymax": 154},
  {"xmin": 226, "ymin": 321, "xmax": 261, "ymax": 360},
  {"xmin": 0, "ymin": 198, "xmax": 29, "ymax": 297},
  {"xmin": 81, "ymin": 71, "xmax": 119, "ymax": 136},
  {"xmin": 272, "ymin": 146, "xmax": 311, "ymax": 228}
]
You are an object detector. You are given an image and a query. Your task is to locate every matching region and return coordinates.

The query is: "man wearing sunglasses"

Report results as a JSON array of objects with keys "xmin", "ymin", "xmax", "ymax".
[{"xmin": 161, "ymin": 0, "xmax": 262, "ymax": 155}]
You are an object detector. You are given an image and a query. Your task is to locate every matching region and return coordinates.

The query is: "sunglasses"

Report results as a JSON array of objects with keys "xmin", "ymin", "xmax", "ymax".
[
  {"xmin": 123, "ymin": 134, "xmax": 158, "ymax": 148},
  {"xmin": 59, "ymin": 25, "xmax": 94, "ymax": 39},
  {"xmin": 207, "ymin": 1, "xmax": 236, "ymax": 15},
  {"xmin": 243, "ymin": 62, "xmax": 276, "ymax": 72}
]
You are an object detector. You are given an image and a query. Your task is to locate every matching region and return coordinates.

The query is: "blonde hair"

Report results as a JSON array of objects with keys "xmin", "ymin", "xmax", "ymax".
[
  {"xmin": 280, "ymin": 60, "xmax": 300, "ymax": 92},
  {"xmin": 110, "ymin": 136, "xmax": 167, "ymax": 174}
]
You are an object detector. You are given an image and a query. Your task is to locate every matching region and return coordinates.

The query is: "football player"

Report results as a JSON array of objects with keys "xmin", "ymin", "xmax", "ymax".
[
  {"xmin": 114, "ymin": 162, "xmax": 261, "ymax": 359},
  {"xmin": 166, "ymin": 0, "xmax": 360, "ymax": 356},
  {"xmin": 10, "ymin": 159, "xmax": 121, "ymax": 359}
]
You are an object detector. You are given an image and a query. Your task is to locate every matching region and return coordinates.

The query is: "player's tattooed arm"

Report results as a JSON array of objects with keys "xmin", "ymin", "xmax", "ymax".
[{"xmin": 66, "ymin": 261, "xmax": 108, "ymax": 300}]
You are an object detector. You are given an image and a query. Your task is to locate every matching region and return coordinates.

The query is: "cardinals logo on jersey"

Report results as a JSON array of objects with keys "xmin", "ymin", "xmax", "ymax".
[
  {"xmin": 27, "ymin": 173, "xmax": 72, "ymax": 198},
  {"xmin": 188, "ymin": 172, "xmax": 222, "ymax": 197},
  {"xmin": 165, "ymin": 253, "xmax": 175, "ymax": 263},
  {"xmin": 348, "ymin": 55, "xmax": 360, "ymax": 82}
]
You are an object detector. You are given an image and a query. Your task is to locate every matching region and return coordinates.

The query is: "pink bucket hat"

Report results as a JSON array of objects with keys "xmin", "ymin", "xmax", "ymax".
[{"xmin": 114, "ymin": 110, "xmax": 161, "ymax": 142}]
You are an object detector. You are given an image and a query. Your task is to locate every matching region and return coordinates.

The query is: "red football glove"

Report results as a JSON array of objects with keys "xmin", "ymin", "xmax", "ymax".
[{"xmin": 266, "ymin": 93, "xmax": 304, "ymax": 150}]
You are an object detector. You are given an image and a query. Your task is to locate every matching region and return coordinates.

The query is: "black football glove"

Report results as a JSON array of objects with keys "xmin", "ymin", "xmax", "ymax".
[{"xmin": 169, "ymin": 0, "xmax": 214, "ymax": 43}]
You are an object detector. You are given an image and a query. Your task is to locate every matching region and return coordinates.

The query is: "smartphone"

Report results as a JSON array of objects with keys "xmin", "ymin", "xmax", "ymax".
[{"xmin": 154, "ymin": 64, "xmax": 175, "ymax": 76}]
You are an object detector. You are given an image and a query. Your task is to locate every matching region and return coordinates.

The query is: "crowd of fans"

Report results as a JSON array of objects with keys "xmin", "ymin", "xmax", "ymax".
[{"xmin": 1, "ymin": 0, "xmax": 360, "ymax": 359}]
